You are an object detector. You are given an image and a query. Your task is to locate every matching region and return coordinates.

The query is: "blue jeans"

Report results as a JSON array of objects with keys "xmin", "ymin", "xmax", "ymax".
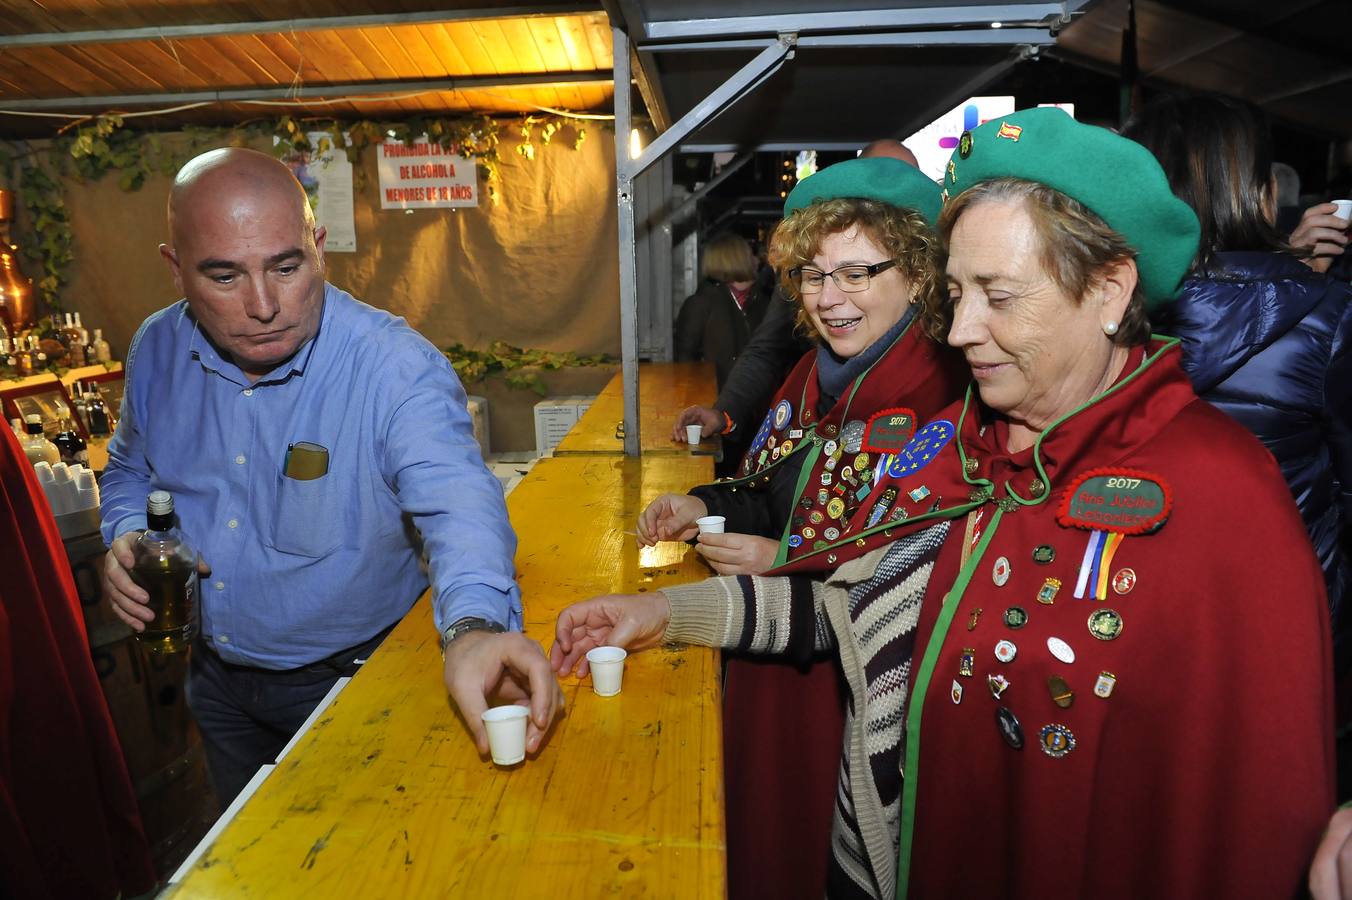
[{"xmin": 185, "ymin": 628, "xmax": 391, "ymax": 807}]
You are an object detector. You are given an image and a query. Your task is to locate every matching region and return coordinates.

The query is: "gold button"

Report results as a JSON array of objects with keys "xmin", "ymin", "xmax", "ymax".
[
  {"xmin": 964, "ymin": 457, "xmax": 979, "ymax": 474},
  {"xmin": 1029, "ymin": 478, "xmax": 1046, "ymax": 497},
  {"xmin": 884, "ymin": 529, "xmax": 893, "ymax": 537},
  {"xmin": 855, "ymin": 538, "xmax": 866, "ymax": 547},
  {"xmin": 827, "ymin": 553, "xmax": 837, "ymax": 564}
]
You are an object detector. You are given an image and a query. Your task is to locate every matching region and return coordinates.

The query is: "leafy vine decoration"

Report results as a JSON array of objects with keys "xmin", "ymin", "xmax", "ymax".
[{"xmin": 5, "ymin": 111, "xmax": 591, "ymax": 315}]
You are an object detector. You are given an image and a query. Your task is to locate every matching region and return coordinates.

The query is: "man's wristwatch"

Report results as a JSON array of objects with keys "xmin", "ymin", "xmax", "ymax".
[{"xmin": 439, "ymin": 616, "xmax": 507, "ymax": 655}]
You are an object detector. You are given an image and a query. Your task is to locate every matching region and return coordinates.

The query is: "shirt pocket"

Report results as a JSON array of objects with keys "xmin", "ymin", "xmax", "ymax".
[{"xmin": 270, "ymin": 473, "xmax": 344, "ymax": 557}]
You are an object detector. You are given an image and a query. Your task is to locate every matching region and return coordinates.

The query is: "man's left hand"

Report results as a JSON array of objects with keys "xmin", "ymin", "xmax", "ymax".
[{"xmin": 443, "ymin": 630, "xmax": 565, "ymax": 758}]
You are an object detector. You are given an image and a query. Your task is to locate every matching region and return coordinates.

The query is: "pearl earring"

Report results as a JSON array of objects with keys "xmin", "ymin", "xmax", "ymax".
[{"xmin": 1103, "ymin": 320, "xmax": 1119, "ymax": 336}]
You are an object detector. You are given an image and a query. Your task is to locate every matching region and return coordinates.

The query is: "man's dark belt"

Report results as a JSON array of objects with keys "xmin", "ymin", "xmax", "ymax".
[{"xmin": 199, "ymin": 622, "xmax": 397, "ymax": 678}]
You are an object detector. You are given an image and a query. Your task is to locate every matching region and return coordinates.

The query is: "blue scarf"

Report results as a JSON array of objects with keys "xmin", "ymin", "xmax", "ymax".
[{"xmin": 814, "ymin": 304, "xmax": 916, "ymax": 415}]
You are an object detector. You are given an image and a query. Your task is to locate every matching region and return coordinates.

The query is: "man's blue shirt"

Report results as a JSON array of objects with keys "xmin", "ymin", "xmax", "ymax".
[{"xmin": 100, "ymin": 284, "xmax": 522, "ymax": 667}]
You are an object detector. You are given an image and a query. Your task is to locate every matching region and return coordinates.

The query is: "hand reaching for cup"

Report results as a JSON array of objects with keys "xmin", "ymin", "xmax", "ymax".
[
  {"xmin": 1289, "ymin": 201, "xmax": 1350, "ymax": 274},
  {"xmin": 694, "ymin": 531, "xmax": 781, "ymax": 576},
  {"xmin": 636, "ymin": 493, "xmax": 707, "ymax": 546},
  {"xmin": 551, "ymin": 592, "xmax": 671, "ymax": 677},
  {"xmin": 672, "ymin": 405, "xmax": 724, "ymax": 443}
]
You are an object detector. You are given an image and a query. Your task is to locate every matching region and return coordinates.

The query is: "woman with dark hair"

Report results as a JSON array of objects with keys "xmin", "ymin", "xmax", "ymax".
[{"xmin": 1124, "ymin": 94, "xmax": 1352, "ymax": 689}]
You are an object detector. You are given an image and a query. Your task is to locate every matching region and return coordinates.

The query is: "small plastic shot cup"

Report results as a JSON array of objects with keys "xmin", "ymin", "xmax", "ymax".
[
  {"xmin": 586, "ymin": 646, "xmax": 628, "ymax": 697},
  {"xmin": 1333, "ymin": 199, "xmax": 1352, "ymax": 223},
  {"xmin": 481, "ymin": 705, "xmax": 529, "ymax": 765},
  {"xmin": 695, "ymin": 515, "xmax": 726, "ymax": 534},
  {"xmin": 685, "ymin": 423, "xmax": 703, "ymax": 445}
]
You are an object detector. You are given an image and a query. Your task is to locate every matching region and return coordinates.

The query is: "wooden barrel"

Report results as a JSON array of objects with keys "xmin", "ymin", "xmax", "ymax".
[{"xmin": 61, "ymin": 524, "xmax": 218, "ymax": 878}]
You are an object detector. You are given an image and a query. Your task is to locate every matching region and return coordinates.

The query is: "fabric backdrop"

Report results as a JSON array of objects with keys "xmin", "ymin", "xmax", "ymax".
[{"xmin": 30, "ymin": 129, "xmax": 620, "ymax": 363}]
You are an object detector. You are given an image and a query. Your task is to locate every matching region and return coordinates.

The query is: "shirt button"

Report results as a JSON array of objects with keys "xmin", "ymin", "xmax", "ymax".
[
  {"xmin": 235, "ymin": 454, "xmax": 246, "ymax": 465},
  {"xmin": 228, "ymin": 518, "xmax": 238, "ymax": 529},
  {"xmin": 218, "ymin": 634, "xmax": 230, "ymax": 643},
  {"xmin": 243, "ymin": 388, "xmax": 254, "ymax": 397},
  {"xmin": 214, "ymin": 580, "xmax": 225, "ymax": 591}
]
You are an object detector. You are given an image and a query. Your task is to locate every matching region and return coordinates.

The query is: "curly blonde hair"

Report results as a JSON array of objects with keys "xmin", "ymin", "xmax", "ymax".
[{"xmin": 767, "ymin": 197, "xmax": 944, "ymax": 342}]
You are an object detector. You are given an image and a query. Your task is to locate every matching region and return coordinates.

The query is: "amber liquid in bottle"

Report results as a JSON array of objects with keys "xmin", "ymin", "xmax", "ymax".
[{"xmin": 131, "ymin": 491, "xmax": 199, "ymax": 654}]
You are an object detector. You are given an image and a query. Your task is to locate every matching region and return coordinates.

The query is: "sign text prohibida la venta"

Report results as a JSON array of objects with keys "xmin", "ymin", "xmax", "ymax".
[{"xmin": 377, "ymin": 137, "xmax": 479, "ymax": 210}]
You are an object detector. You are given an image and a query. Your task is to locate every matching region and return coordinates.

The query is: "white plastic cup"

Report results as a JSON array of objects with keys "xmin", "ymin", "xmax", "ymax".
[
  {"xmin": 695, "ymin": 515, "xmax": 726, "ymax": 535},
  {"xmin": 481, "ymin": 705, "xmax": 529, "ymax": 766},
  {"xmin": 685, "ymin": 423, "xmax": 703, "ymax": 445},
  {"xmin": 1333, "ymin": 199, "xmax": 1352, "ymax": 222},
  {"xmin": 586, "ymin": 646, "xmax": 628, "ymax": 697}
]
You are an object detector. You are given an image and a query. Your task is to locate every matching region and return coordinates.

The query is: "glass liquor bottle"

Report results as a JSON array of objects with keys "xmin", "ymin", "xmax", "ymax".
[{"xmin": 130, "ymin": 490, "xmax": 199, "ymax": 654}]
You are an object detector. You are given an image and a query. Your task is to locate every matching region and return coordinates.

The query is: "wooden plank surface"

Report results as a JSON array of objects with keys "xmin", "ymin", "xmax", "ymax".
[
  {"xmin": 167, "ymin": 453, "xmax": 725, "ymax": 899},
  {"xmin": 553, "ymin": 362, "xmax": 720, "ymax": 457}
]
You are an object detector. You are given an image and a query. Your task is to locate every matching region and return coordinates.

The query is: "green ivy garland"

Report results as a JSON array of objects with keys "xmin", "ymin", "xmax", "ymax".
[
  {"xmin": 443, "ymin": 341, "xmax": 616, "ymax": 395},
  {"xmin": 4, "ymin": 111, "xmax": 593, "ymax": 313}
]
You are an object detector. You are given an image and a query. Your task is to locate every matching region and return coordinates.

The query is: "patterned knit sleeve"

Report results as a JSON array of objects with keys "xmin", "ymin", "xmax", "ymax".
[{"xmin": 662, "ymin": 574, "xmax": 833, "ymax": 663}]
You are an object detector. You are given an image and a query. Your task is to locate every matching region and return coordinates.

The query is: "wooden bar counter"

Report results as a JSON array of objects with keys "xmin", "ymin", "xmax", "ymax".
[
  {"xmin": 167, "ymin": 453, "xmax": 725, "ymax": 898},
  {"xmin": 554, "ymin": 362, "xmax": 720, "ymax": 456}
]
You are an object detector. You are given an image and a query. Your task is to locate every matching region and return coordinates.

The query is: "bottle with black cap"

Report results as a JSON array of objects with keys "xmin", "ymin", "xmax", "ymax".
[
  {"xmin": 20, "ymin": 414, "xmax": 58, "ymax": 466},
  {"xmin": 130, "ymin": 490, "xmax": 199, "ymax": 654}
]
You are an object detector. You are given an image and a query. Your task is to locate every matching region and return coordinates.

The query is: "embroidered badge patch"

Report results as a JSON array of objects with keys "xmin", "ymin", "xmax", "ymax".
[
  {"xmin": 772, "ymin": 399, "xmax": 793, "ymax": 431},
  {"xmin": 1057, "ymin": 467, "xmax": 1172, "ymax": 535},
  {"xmin": 861, "ymin": 407, "xmax": 917, "ymax": 453}
]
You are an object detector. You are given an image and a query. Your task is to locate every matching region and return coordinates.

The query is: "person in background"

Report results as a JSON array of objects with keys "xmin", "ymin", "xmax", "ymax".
[
  {"xmin": 673, "ymin": 232, "xmax": 771, "ymax": 474},
  {"xmin": 1124, "ymin": 96, "xmax": 1352, "ymax": 792},
  {"xmin": 673, "ymin": 138, "xmax": 921, "ymax": 450},
  {"xmin": 558, "ymin": 107, "xmax": 1333, "ymax": 900},
  {"xmin": 640, "ymin": 156, "xmax": 965, "ymax": 899},
  {"xmin": 1272, "ymin": 160, "xmax": 1304, "ymax": 235},
  {"xmin": 98, "ymin": 148, "xmax": 563, "ymax": 807},
  {"xmin": 1, "ymin": 425, "xmax": 156, "ymax": 898}
]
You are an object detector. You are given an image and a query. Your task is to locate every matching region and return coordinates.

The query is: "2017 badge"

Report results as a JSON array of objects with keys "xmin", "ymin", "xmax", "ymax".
[
  {"xmin": 861, "ymin": 407, "xmax": 917, "ymax": 454},
  {"xmin": 1057, "ymin": 467, "xmax": 1172, "ymax": 535}
]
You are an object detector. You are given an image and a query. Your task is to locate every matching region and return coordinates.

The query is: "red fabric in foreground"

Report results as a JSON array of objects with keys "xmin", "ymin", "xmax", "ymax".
[
  {"xmin": 0, "ymin": 427, "xmax": 155, "ymax": 900},
  {"xmin": 723, "ymin": 655, "xmax": 846, "ymax": 900}
]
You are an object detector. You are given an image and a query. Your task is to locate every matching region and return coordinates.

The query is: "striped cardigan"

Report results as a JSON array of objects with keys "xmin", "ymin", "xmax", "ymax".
[{"xmin": 663, "ymin": 522, "xmax": 950, "ymax": 900}]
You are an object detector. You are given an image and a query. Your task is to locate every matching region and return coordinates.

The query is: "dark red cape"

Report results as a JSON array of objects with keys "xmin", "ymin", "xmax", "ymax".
[{"xmin": 0, "ymin": 426, "xmax": 155, "ymax": 899}]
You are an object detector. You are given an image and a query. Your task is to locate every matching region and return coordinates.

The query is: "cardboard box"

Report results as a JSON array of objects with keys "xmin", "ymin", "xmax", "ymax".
[{"xmin": 533, "ymin": 398, "xmax": 581, "ymax": 456}]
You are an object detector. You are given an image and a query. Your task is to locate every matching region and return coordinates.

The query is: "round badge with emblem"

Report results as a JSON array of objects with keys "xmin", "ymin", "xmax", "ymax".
[
  {"xmin": 1003, "ymin": 606, "xmax": 1028, "ymax": 629},
  {"xmin": 826, "ymin": 497, "xmax": 846, "ymax": 520},
  {"xmin": 854, "ymin": 452, "xmax": 870, "ymax": 471},
  {"xmin": 1039, "ymin": 723, "xmax": 1076, "ymax": 758},
  {"xmin": 802, "ymin": 526, "xmax": 816, "ymax": 540},
  {"xmin": 1112, "ymin": 567, "xmax": 1136, "ymax": 595},
  {"xmin": 809, "ymin": 510, "xmax": 825, "ymax": 525},
  {"xmin": 787, "ymin": 534, "xmax": 803, "ymax": 548},
  {"xmin": 773, "ymin": 399, "xmax": 792, "ymax": 431},
  {"xmin": 994, "ymin": 640, "xmax": 1017, "ymax": 663},
  {"xmin": 823, "ymin": 439, "xmax": 838, "ymax": 457},
  {"xmin": 780, "ymin": 439, "xmax": 794, "ymax": 456},
  {"xmin": 824, "ymin": 527, "xmax": 840, "ymax": 541},
  {"xmin": 996, "ymin": 707, "xmax": 1024, "ymax": 750},
  {"xmin": 1032, "ymin": 544, "xmax": 1055, "ymax": 565},
  {"xmin": 1088, "ymin": 608, "xmax": 1124, "ymax": 641},
  {"xmin": 992, "ymin": 556, "xmax": 1012, "ymax": 586}
]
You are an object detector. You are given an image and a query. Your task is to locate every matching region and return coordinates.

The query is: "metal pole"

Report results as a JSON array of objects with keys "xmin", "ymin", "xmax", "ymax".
[{"xmin": 613, "ymin": 26, "xmax": 642, "ymax": 457}]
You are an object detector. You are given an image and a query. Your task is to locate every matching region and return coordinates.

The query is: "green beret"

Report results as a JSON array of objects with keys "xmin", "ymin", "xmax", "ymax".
[
  {"xmin": 945, "ymin": 107, "xmax": 1200, "ymax": 307},
  {"xmin": 784, "ymin": 157, "xmax": 943, "ymax": 226}
]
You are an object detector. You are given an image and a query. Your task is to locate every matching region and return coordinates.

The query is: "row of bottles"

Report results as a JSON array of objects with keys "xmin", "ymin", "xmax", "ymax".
[{"xmin": 0, "ymin": 311, "xmax": 113, "ymax": 379}]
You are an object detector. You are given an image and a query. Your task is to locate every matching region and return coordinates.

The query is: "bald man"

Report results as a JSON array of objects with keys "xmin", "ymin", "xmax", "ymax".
[
  {"xmin": 99, "ymin": 148, "xmax": 562, "ymax": 805},
  {"xmin": 858, "ymin": 137, "xmax": 919, "ymax": 166}
]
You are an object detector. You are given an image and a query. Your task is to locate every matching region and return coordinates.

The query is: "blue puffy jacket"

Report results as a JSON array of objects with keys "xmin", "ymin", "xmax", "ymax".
[{"xmin": 1161, "ymin": 250, "xmax": 1352, "ymax": 669}]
